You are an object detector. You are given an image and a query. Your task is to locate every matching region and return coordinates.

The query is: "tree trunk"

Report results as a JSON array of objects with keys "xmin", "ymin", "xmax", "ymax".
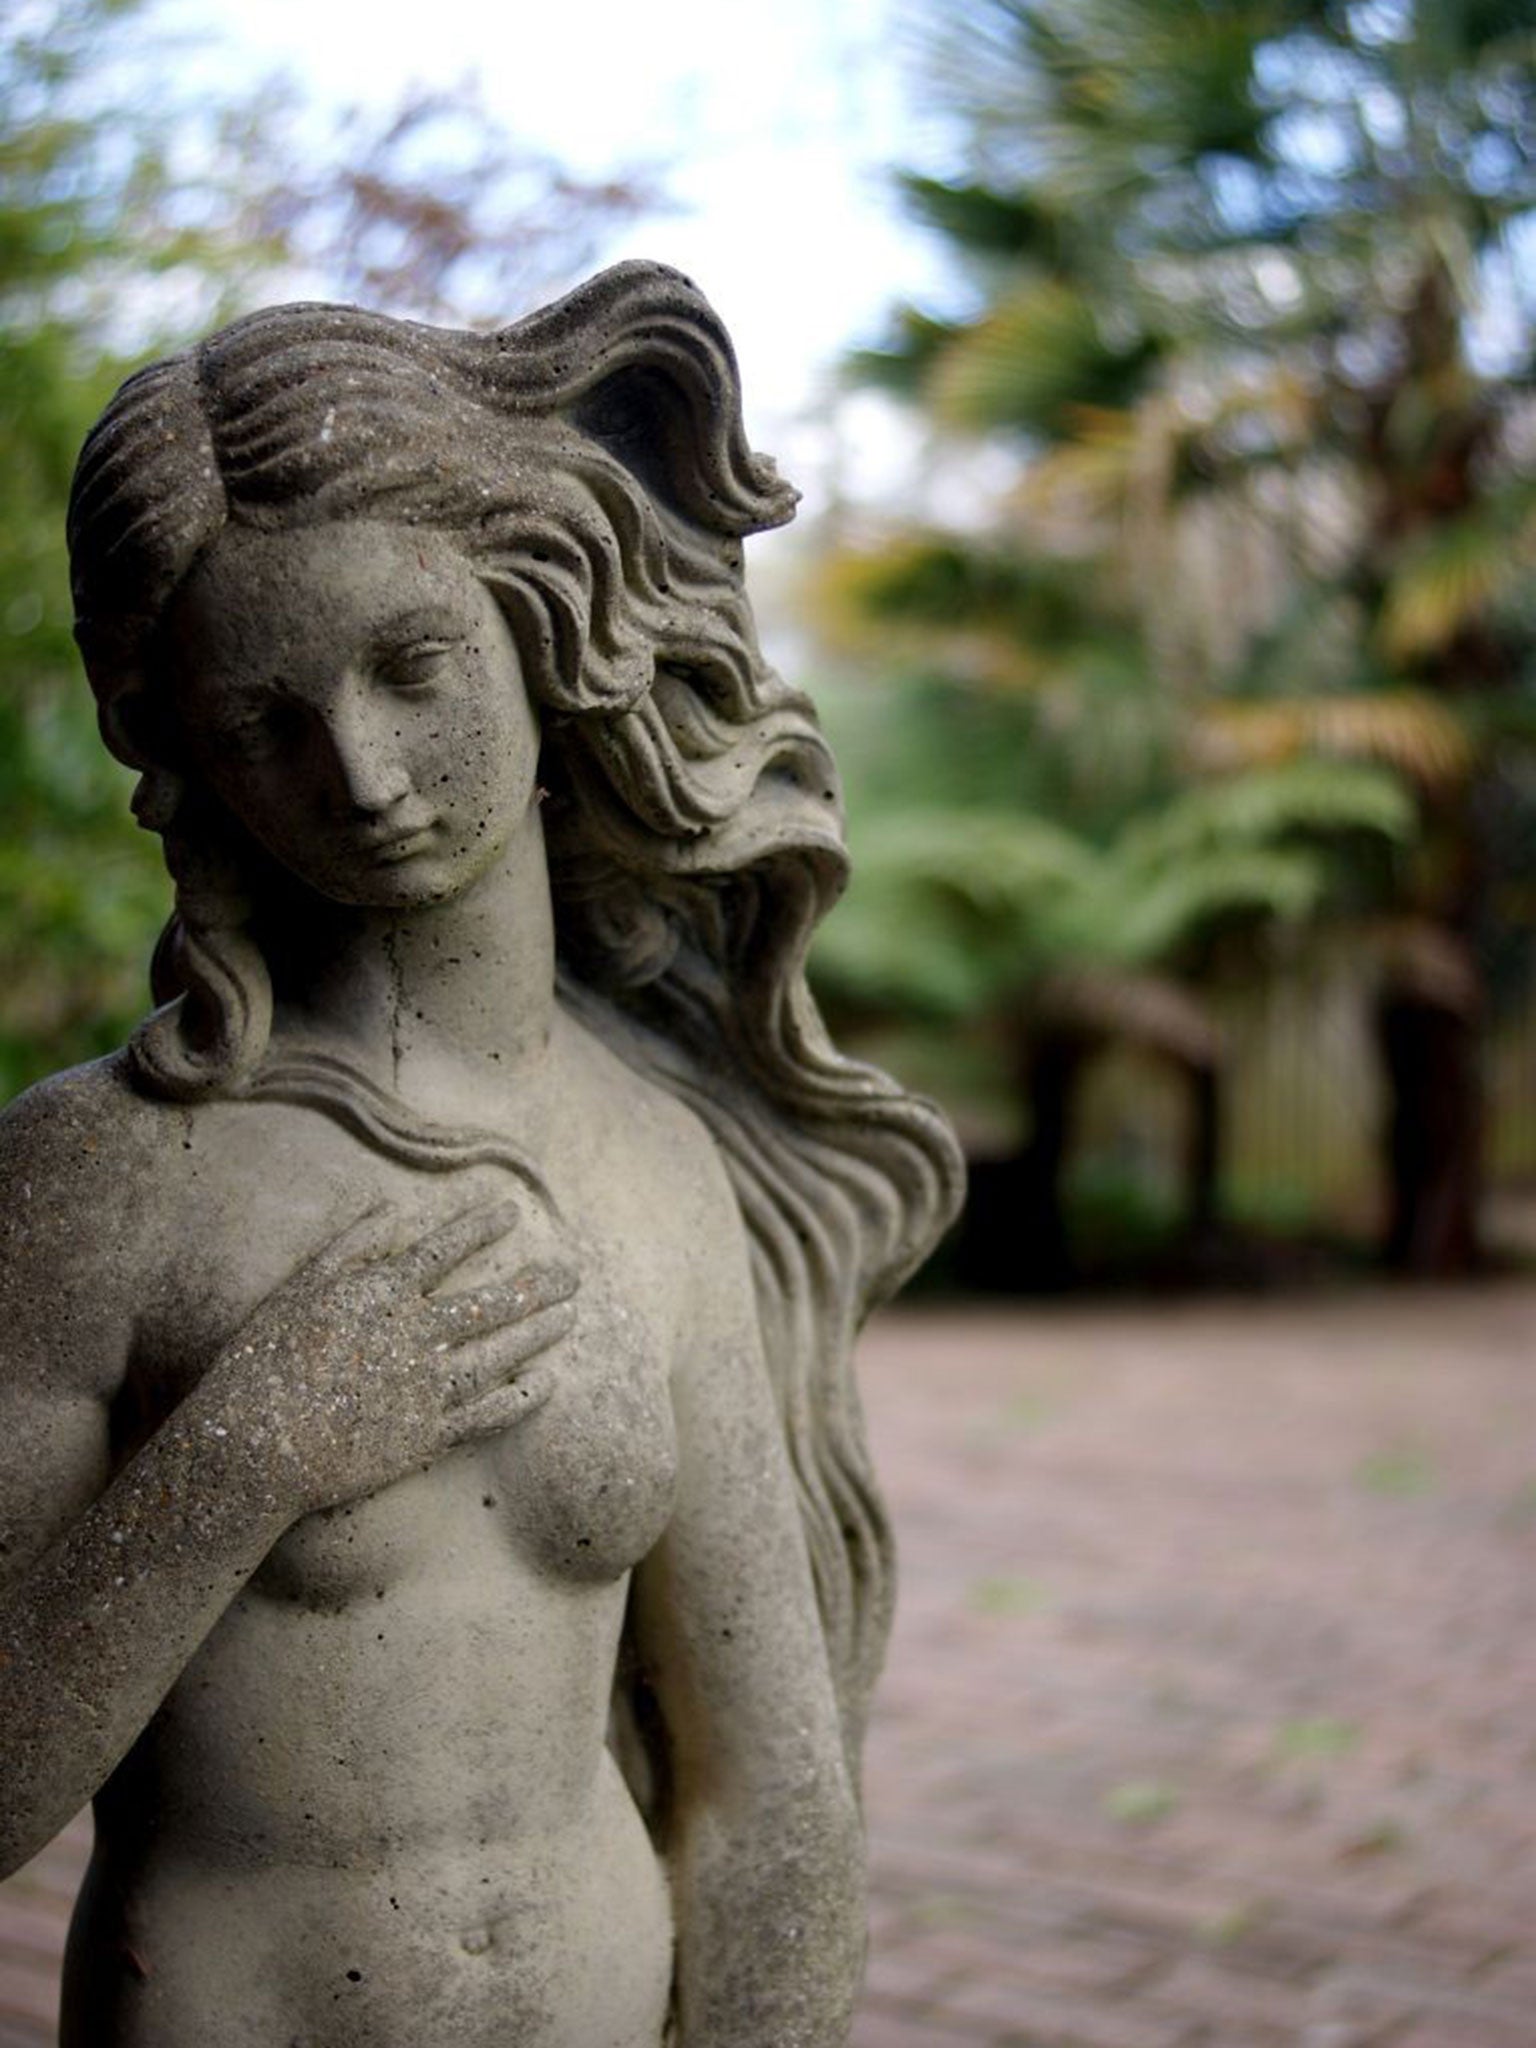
[
  {"xmin": 1355, "ymin": 255, "xmax": 1495, "ymax": 1278},
  {"xmin": 1377, "ymin": 990, "xmax": 1481, "ymax": 1274},
  {"xmin": 1184, "ymin": 1063, "xmax": 1221, "ymax": 1244},
  {"xmin": 1017, "ymin": 1034, "xmax": 1084, "ymax": 1290},
  {"xmin": 956, "ymin": 1030, "xmax": 1086, "ymax": 1292}
]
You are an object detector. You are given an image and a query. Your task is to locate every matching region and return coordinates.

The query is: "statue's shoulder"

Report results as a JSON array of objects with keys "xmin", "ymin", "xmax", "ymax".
[
  {"xmin": 0, "ymin": 1055, "xmax": 189, "ymax": 1273},
  {"xmin": 0, "ymin": 1056, "xmax": 182, "ymax": 1389},
  {"xmin": 0, "ymin": 1051, "xmax": 180, "ymax": 1181}
]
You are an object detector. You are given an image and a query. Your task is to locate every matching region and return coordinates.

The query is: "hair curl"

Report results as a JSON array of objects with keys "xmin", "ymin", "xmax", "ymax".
[{"xmin": 68, "ymin": 261, "xmax": 963, "ymax": 1771}]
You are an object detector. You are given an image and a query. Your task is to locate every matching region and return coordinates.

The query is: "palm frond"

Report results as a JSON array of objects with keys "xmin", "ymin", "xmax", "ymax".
[
  {"xmin": 812, "ymin": 807, "xmax": 1100, "ymax": 1017},
  {"xmin": 1061, "ymin": 844, "xmax": 1331, "ymax": 968},
  {"xmin": 1119, "ymin": 757, "xmax": 1415, "ymax": 872},
  {"xmin": 814, "ymin": 760, "xmax": 1409, "ymax": 1021},
  {"xmin": 807, "ymin": 533, "xmax": 1095, "ymax": 687},
  {"xmin": 1010, "ymin": 405, "xmax": 1144, "ymax": 527},
  {"xmin": 898, "ymin": 175, "xmax": 1068, "ymax": 267},
  {"xmin": 850, "ymin": 808, "xmax": 1100, "ymax": 919},
  {"xmin": 845, "ymin": 305, "xmax": 963, "ymax": 399},
  {"xmin": 808, "ymin": 868, "xmax": 1008, "ymax": 1020},
  {"xmin": 1191, "ymin": 692, "xmax": 1474, "ymax": 790},
  {"xmin": 1380, "ymin": 487, "xmax": 1536, "ymax": 660},
  {"xmin": 929, "ymin": 279, "xmax": 1158, "ymax": 436}
]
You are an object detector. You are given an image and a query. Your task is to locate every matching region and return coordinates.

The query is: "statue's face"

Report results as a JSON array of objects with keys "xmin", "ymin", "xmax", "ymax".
[{"xmin": 165, "ymin": 521, "xmax": 541, "ymax": 908}]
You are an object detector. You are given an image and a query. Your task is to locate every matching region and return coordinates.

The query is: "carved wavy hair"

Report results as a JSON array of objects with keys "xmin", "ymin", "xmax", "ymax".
[{"xmin": 67, "ymin": 261, "xmax": 963, "ymax": 1767}]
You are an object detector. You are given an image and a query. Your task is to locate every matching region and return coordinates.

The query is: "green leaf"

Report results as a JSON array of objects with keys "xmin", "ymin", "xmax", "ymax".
[
  {"xmin": 1381, "ymin": 488, "xmax": 1536, "ymax": 660},
  {"xmin": 899, "ymin": 174, "xmax": 1071, "ymax": 267},
  {"xmin": 969, "ymin": 1574, "xmax": 1050, "ymax": 1616},
  {"xmin": 1272, "ymin": 1716, "xmax": 1360, "ymax": 1760},
  {"xmin": 929, "ymin": 279, "xmax": 1159, "ymax": 435},
  {"xmin": 1354, "ymin": 1449, "xmax": 1436, "ymax": 1497},
  {"xmin": 1117, "ymin": 759, "xmax": 1416, "ymax": 872},
  {"xmin": 1103, "ymin": 1778, "xmax": 1181, "ymax": 1825}
]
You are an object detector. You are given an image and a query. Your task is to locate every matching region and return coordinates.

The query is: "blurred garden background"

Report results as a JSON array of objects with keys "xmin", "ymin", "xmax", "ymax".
[
  {"xmin": 4, "ymin": 6, "xmax": 1536, "ymax": 2045},
  {"xmin": 806, "ymin": 0, "xmax": 1536, "ymax": 1294},
  {"xmin": 3, "ymin": 0, "xmax": 1534, "ymax": 1291}
]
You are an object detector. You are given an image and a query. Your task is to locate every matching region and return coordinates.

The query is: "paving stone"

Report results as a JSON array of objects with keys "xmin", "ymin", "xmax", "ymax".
[
  {"xmin": 855, "ymin": 1291, "xmax": 1536, "ymax": 2048},
  {"xmin": 932, "ymin": 1968, "xmax": 1195, "ymax": 2047},
  {"xmin": 1301, "ymin": 1968, "xmax": 1430, "ymax": 2042},
  {"xmin": 1390, "ymin": 2023, "xmax": 1536, "ymax": 2048},
  {"xmin": 852, "ymin": 2012, "xmax": 992, "ymax": 2048},
  {"xmin": 865, "ymin": 1934, "xmax": 970, "ymax": 2004},
  {"xmin": 1141, "ymin": 1953, "xmax": 1314, "ymax": 2033},
  {"xmin": 0, "ymin": 1956, "xmax": 56, "ymax": 2029},
  {"xmin": 1297, "ymin": 2026, "xmax": 1399, "ymax": 2048},
  {"xmin": 0, "ymin": 1905, "xmax": 65, "ymax": 1970},
  {"xmin": 1473, "ymin": 1952, "xmax": 1536, "ymax": 2005}
]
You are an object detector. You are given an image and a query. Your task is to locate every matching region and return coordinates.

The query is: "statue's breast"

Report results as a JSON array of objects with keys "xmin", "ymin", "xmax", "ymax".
[
  {"xmin": 244, "ymin": 1257, "xmax": 679, "ymax": 1611},
  {"xmin": 480, "ymin": 1257, "xmax": 680, "ymax": 1584}
]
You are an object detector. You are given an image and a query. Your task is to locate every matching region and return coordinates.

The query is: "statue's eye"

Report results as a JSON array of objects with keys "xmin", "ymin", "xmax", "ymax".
[
  {"xmin": 220, "ymin": 699, "xmax": 304, "ymax": 761},
  {"xmin": 379, "ymin": 639, "xmax": 455, "ymax": 691}
]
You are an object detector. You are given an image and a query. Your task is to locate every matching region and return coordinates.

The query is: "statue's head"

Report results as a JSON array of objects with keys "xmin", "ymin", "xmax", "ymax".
[
  {"xmin": 151, "ymin": 514, "xmax": 544, "ymax": 914},
  {"xmin": 67, "ymin": 263, "xmax": 844, "ymax": 1090}
]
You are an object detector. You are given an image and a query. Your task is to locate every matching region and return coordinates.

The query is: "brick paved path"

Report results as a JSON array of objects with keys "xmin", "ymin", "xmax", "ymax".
[{"xmin": 5, "ymin": 1284, "xmax": 1536, "ymax": 2046}]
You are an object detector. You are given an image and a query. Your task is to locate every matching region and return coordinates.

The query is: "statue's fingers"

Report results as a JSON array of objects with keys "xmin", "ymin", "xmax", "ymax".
[
  {"xmin": 441, "ymin": 1298, "xmax": 577, "ymax": 1402},
  {"xmin": 395, "ymin": 1197, "xmax": 522, "ymax": 1288},
  {"xmin": 424, "ymin": 1260, "xmax": 578, "ymax": 1344},
  {"xmin": 443, "ymin": 1382, "xmax": 543, "ymax": 1445},
  {"xmin": 310, "ymin": 1200, "xmax": 398, "ymax": 1275},
  {"xmin": 441, "ymin": 1341, "xmax": 567, "ymax": 1441}
]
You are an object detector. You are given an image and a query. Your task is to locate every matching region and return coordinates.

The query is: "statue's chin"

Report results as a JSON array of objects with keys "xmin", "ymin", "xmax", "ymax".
[{"xmin": 270, "ymin": 840, "xmax": 508, "ymax": 915}]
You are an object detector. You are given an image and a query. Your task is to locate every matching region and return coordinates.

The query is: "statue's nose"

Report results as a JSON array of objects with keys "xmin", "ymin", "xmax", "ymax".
[{"xmin": 325, "ymin": 688, "xmax": 412, "ymax": 817}]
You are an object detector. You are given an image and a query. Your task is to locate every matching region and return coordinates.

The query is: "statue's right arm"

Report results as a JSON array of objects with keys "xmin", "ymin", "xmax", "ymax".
[
  {"xmin": 0, "ymin": 1075, "xmax": 307, "ymax": 1877},
  {"xmin": 0, "ymin": 1074, "xmax": 576, "ymax": 1877}
]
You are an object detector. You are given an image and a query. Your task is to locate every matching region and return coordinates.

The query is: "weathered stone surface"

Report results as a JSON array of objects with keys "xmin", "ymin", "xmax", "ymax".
[{"xmin": 0, "ymin": 263, "xmax": 962, "ymax": 2045}]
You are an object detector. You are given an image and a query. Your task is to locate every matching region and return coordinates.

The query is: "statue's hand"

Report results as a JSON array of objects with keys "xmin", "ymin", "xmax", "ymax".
[{"xmin": 217, "ymin": 1200, "xmax": 577, "ymax": 1517}]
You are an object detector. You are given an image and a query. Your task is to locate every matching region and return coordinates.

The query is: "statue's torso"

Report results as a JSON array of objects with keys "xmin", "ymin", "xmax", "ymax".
[{"xmin": 61, "ymin": 1021, "xmax": 712, "ymax": 2046}]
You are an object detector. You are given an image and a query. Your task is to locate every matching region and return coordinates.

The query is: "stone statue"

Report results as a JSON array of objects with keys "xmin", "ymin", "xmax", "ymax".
[{"xmin": 0, "ymin": 262, "xmax": 962, "ymax": 2046}]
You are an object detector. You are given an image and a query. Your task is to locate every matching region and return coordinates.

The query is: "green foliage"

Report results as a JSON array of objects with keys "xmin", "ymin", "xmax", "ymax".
[
  {"xmin": 1118, "ymin": 759, "xmax": 1416, "ymax": 869},
  {"xmin": 898, "ymin": 175, "xmax": 1066, "ymax": 266},
  {"xmin": 0, "ymin": 2, "xmax": 182, "ymax": 1096},
  {"xmin": 846, "ymin": 307, "xmax": 962, "ymax": 399},
  {"xmin": 1381, "ymin": 482, "xmax": 1536, "ymax": 661},
  {"xmin": 814, "ymin": 731, "xmax": 1411, "ymax": 1021},
  {"xmin": 815, "ymin": 805, "xmax": 1095, "ymax": 1017},
  {"xmin": 819, "ymin": 534, "xmax": 1097, "ymax": 665}
]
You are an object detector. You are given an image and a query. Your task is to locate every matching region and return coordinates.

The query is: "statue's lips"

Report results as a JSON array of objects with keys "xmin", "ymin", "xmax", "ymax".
[{"xmin": 358, "ymin": 821, "xmax": 438, "ymax": 863}]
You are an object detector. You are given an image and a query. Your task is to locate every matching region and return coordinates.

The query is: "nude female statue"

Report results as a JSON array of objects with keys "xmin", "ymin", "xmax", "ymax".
[{"xmin": 0, "ymin": 263, "xmax": 961, "ymax": 2045}]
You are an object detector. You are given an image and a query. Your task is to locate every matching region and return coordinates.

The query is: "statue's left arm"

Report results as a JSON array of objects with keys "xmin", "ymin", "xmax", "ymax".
[{"xmin": 630, "ymin": 1150, "xmax": 865, "ymax": 2048}]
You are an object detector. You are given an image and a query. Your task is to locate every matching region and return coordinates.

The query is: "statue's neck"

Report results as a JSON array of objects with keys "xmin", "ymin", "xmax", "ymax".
[{"xmin": 264, "ymin": 813, "xmax": 558, "ymax": 1110}]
